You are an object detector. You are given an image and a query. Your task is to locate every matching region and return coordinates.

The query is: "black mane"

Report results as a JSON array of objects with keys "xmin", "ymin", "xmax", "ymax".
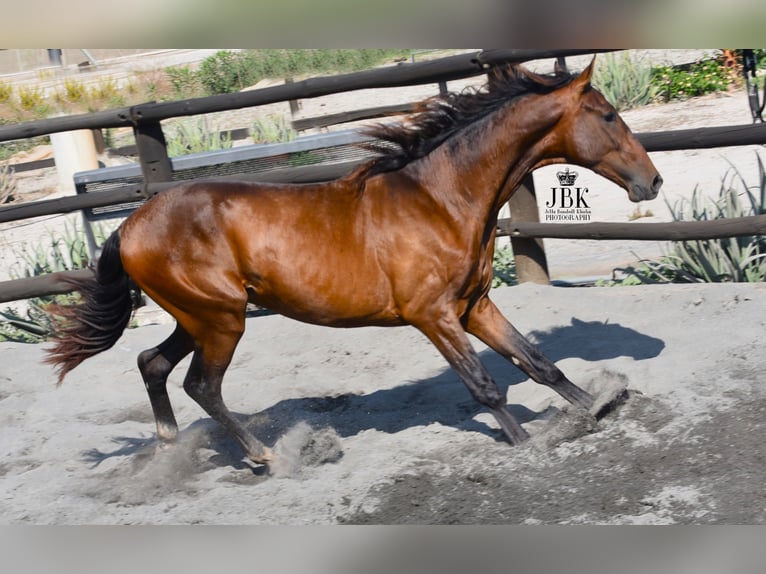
[{"xmin": 358, "ymin": 64, "xmax": 575, "ymax": 179}]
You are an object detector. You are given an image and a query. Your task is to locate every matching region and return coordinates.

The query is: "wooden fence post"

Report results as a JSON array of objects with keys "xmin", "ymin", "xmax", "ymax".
[
  {"xmin": 285, "ymin": 78, "xmax": 301, "ymax": 117},
  {"xmin": 508, "ymin": 174, "xmax": 550, "ymax": 284},
  {"xmin": 132, "ymin": 121, "xmax": 172, "ymax": 184}
]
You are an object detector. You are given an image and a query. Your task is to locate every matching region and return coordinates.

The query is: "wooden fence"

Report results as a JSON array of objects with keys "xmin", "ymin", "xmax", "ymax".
[{"xmin": 1, "ymin": 48, "xmax": 766, "ymax": 305}]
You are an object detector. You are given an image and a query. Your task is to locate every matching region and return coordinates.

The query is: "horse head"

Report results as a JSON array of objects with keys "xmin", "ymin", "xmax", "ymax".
[{"xmin": 549, "ymin": 58, "xmax": 663, "ymax": 203}]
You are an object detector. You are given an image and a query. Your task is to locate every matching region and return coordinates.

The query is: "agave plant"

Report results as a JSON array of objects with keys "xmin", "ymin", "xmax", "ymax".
[
  {"xmin": 592, "ymin": 51, "xmax": 658, "ymax": 111},
  {"xmin": 0, "ymin": 161, "xmax": 16, "ymax": 204},
  {"xmin": 619, "ymin": 153, "xmax": 766, "ymax": 284},
  {"xmin": 251, "ymin": 114, "xmax": 296, "ymax": 144},
  {"xmin": 0, "ymin": 221, "xmax": 114, "ymax": 342},
  {"xmin": 165, "ymin": 117, "xmax": 233, "ymax": 157}
]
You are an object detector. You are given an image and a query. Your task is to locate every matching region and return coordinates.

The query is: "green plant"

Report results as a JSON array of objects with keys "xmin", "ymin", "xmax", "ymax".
[
  {"xmin": 198, "ymin": 50, "xmax": 260, "ymax": 95},
  {"xmin": 651, "ymin": 56, "xmax": 733, "ymax": 102},
  {"xmin": 11, "ymin": 221, "xmax": 92, "ymax": 279},
  {"xmin": 196, "ymin": 49, "xmax": 411, "ymax": 96},
  {"xmin": 0, "ymin": 134, "xmax": 50, "ymax": 162},
  {"xmin": 0, "ymin": 221, "xmax": 115, "ymax": 342},
  {"xmin": 62, "ymin": 79, "xmax": 86, "ymax": 103},
  {"xmin": 251, "ymin": 114, "xmax": 295, "ymax": 144},
  {"xmin": 0, "ymin": 81, "xmax": 13, "ymax": 104},
  {"xmin": 16, "ymin": 85, "xmax": 45, "ymax": 111},
  {"xmin": 0, "ymin": 161, "xmax": 17, "ymax": 204},
  {"xmin": 0, "ymin": 307, "xmax": 50, "ymax": 342},
  {"xmin": 165, "ymin": 65, "xmax": 203, "ymax": 99},
  {"xmin": 134, "ymin": 69, "xmax": 173, "ymax": 103},
  {"xmin": 165, "ymin": 117, "xmax": 233, "ymax": 157},
  {"xmin": 287, "ymin": 151, "xmax": 322, "ymax": 167},
  {"xmin": 87, "ymin": 77, "xmax": 124, "ymax": 110},
  {"xmin": 492, "ymin": 245, "xmax": 518, "ymax": 287},
  {"xmin": 617, "ymin": 154, "xmax": 766, "ymax": 284},
  {"xmin": 753, "ymin": 49, "xmax": 766, "ymax": 68},
  {"xmin": 593, "ymin": 52, "xmax": 658, "ymax": 110},
  {"xmin": 249, "ymin": 115, "xmax": 323, "ymax": 166},
  {"xmin": 0, "ymin": 221, "xmax": 119, "ymax": 342}
]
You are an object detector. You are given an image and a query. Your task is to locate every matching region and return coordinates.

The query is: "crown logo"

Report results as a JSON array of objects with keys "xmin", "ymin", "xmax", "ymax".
[{"xmin": 556, "ymin": 167, "xmax": 578, "ymax": 186}]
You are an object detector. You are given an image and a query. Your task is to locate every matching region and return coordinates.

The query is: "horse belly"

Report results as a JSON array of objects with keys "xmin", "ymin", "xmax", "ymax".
[
  {"xmin": 246, "ymin": 275, "xmax": 403, "ymax": 328},
  {"xmin": 240, "ymin": 235, "xmax": 403, "ymax": 328}
]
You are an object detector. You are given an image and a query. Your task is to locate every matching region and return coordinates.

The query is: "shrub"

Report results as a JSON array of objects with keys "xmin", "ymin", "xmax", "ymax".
[
  {"xmin": 133, "ymin": 69, "xmax": 174, "ymax": 103},
  {"xmin": 63, "ymin": 79, "xmax": 86, "ymax": 103},
  {"xmin": 0, "ymin": 81, "xmax": 13, "ymax": 104},
  {"xmin": 198, "ymin": 50, "xmax": 260, "ymax": 95},
  {"xmin": 651, "ymin": 56, "xmax": 734, "ymax": 102},
  {"xmin": 87, "ymin": 77, "xmax": 124, "ymax": 110},
  {"xmin": 16, "ymin": 85, "xmax": 45, "ymax": 111},
  {"xmin": 593, "ymin": 51, "xmax": 657, "ymax": 110},
  {"xmin": 165, "ymin": 65, "xmax": 203, "ymax": 99},
  {"xmin": 196, "ymin": 49, "xmax": 411, "ymax": 96}
]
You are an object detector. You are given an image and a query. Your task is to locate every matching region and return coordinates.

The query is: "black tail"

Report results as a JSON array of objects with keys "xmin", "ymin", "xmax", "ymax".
[{"xmin": 45, "ymin": 230, "xmax": 136, "ymax": 384}]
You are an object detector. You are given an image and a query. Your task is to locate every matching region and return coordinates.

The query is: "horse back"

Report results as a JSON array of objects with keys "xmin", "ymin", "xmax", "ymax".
[{"xmin": 120, "ymin": 180, "xmax": 407, "ymax": 327}]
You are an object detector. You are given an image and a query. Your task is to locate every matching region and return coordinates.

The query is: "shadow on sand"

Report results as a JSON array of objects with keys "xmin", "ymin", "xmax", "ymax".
[{"xmin": 84, "ymin": 317, "xmax": 665, "ymax": 468}]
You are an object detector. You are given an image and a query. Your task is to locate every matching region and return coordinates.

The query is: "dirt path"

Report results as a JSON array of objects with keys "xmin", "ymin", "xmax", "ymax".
[{"xmin": 1, "ymin": 282, "xmax": 765, "ymax": 524}]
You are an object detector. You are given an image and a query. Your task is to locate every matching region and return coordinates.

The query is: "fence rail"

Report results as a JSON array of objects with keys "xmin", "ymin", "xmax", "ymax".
[
  {"xmin": 502, "ymin": 215, "xmax": 766, "ymax": 241},
  {"xmin": 0, "ymin": 49, "xmax": 609, "ymax": 143},
  {"xmin": 5, "ymin": 211, "xmax": 766, "ymax": 305},
  {"xmin": 1, "ymin": 48, "xmax": 765, "ymax": 306},
  {"xmin": 3, "ymin": 122, "xmax": 765, "ymax": 227}
]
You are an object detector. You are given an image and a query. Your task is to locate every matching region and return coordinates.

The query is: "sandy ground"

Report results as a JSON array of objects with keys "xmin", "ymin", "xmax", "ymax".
[
  {"xmin": 2, "ymin": 282, "xmax": 766, "ymax": 524},
  {"xmin": 2, "ymin": 50, "xmax": 766, "ymax": 524}
]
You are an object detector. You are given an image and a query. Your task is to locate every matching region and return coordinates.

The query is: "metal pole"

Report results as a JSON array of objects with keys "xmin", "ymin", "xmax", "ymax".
[{"xmin": 46, "ymin": 49, "xmax": 63, "ymax": 66}]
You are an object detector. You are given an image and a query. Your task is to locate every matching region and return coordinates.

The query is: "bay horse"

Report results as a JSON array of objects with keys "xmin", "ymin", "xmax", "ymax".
[{"xmin": 45, "ymin": 60, "xmax": 662, "ymax": 466}]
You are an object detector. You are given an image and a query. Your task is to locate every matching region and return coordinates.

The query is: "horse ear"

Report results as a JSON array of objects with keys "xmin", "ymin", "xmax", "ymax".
[{"xmin": 572, "ymin": 57, "xmax": 596, "ymax": 92}]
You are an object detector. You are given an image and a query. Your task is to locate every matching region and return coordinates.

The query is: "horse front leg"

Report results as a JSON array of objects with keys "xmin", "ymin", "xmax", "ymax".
[
  {"xmin": 464, "ymin": 296, "xmax": 595, "ymax": 411},
  {"xmin": 417, "ymin": 315, "xmax": 530, "ymax": 445}
]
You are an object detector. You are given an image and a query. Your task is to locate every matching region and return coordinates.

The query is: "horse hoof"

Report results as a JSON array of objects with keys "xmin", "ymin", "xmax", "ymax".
[
  {"xmin": 587, "ymin": 370, "xmax": 629, "ymax": 419},
  {"xmin": 249, "ymin": 446, "xmax": 274, "ymax": 465}
]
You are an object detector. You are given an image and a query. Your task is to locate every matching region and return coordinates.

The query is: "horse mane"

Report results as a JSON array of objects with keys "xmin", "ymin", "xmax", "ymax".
[{"xmin": 355, "ymin": 64, "xmax": 575, "ymax": 180}]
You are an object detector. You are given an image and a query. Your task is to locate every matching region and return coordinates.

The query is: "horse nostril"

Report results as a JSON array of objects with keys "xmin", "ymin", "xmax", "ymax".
[{"xmin": 652, "ymin": 174, "xmax": 663, "ymax": 192}]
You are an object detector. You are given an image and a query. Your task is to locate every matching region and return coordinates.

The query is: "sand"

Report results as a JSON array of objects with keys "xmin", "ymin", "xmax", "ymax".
[{"xmin": 1, "ymin": 282, "xmax": 765, "ymax": 523}]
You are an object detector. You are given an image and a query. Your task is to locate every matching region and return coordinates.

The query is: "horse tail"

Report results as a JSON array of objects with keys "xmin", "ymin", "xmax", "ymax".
[{"xmin": 45, "ymin": 229, "xmax": 136, "ymax": 384}]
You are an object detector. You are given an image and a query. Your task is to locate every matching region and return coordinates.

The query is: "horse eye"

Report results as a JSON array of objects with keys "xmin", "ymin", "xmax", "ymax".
[{"xmin": 604, "ymin": 112, "xmax": 616, "ymax": 123}]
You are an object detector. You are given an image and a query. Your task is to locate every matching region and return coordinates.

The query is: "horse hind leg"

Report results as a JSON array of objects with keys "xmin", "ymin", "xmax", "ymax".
[
  {"xmin": 181, "ymin": 317, "xmax": 273, "ymax": 465},
  {"xmin": 137, "ymin": 324, "xmax": 194, "ymax": 442},
  {"xmin": 135, "ymin": 265, "xmax": 271, "ymax": 465}
]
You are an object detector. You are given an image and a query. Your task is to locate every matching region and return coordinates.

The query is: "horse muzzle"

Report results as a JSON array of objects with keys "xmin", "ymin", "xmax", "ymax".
[{"xmin": 628, "ymin": 174, "xmax": 663, "ymax": 202}]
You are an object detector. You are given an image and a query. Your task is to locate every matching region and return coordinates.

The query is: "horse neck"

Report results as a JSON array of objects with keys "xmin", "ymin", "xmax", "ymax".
[{"xmin": 417, "ymin": 92, "xmax": 567, "ymax": 221}]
